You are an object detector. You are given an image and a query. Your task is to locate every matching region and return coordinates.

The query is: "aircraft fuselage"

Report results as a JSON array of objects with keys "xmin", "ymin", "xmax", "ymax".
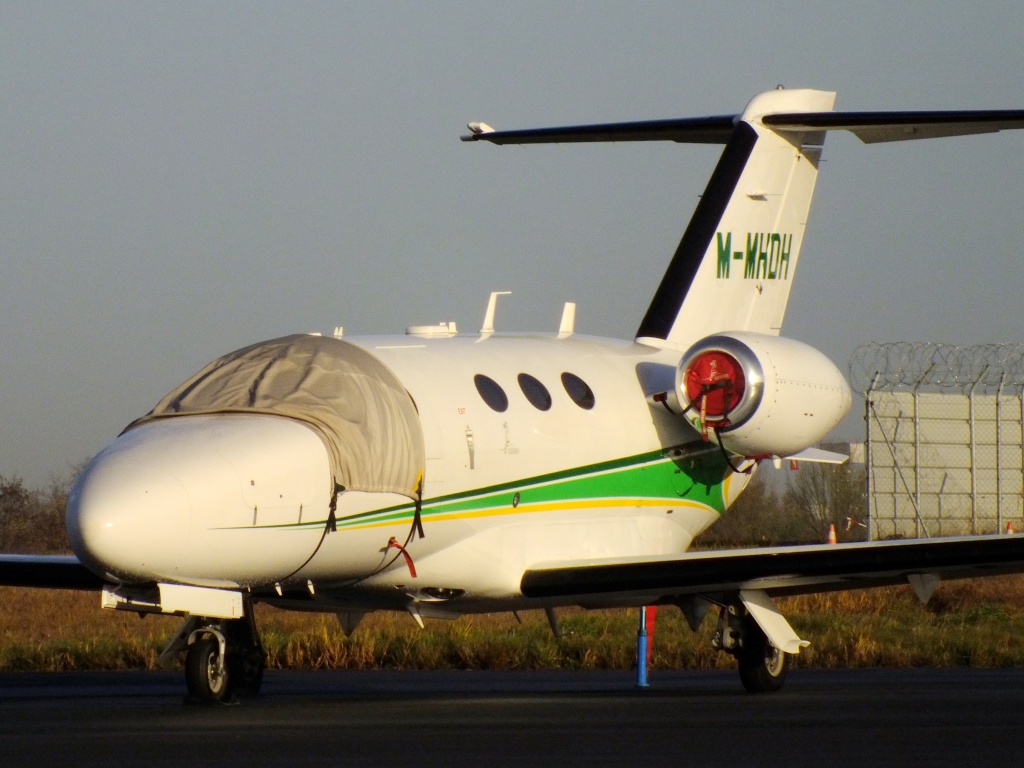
[{"xmin": 68, "ymin": 332, "xmax": 745, "ymax": 615}]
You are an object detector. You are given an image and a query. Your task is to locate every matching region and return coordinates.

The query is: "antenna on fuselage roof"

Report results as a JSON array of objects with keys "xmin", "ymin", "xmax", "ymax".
[
  {"xmin": 480, "ymin": 291, "xmax": 511, "ymax": 336},
  {"xmin": 558, "ymin": 302, "xmax": 576, "ymax": 338}
]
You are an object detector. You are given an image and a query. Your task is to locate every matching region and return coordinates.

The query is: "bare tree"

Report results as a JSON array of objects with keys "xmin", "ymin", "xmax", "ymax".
[
  {"xmin": 0, "ymin": 477, "xmax": 34, "ymax": 551},
  {"xmin": 782, "ymin": 462, "xmax": 867, "ymax": 543},
  {"xmin": 0, "ymin": 473, "xmax": 76, "ymax": 554},
  {"xmin": 696, "ymin": 470, "xmax": 812, "ymax": 547}
]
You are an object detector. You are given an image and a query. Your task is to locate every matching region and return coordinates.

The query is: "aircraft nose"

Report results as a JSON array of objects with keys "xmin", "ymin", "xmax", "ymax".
[
  {"xmin": 67, "ymin": 413, "xmax": 334, "ymax": 585},
  {"xmin": 68, "ymin": 425, "xmax": 195, "ymax": 582}
]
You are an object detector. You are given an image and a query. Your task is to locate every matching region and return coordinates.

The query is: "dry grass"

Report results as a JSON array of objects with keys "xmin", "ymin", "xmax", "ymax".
[{"xmin": 3, "ymin": 575, "xmax": 1024, "ymax": 672}]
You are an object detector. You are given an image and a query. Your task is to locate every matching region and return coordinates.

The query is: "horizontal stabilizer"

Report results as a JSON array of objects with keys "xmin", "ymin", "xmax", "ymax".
[
  {"xmin": 764, "ymin": 110, "xmax": 1024, "ymax": 143},
  {"xmin": 464, "ymin": 110, "xmax": 1024, "ymax": 146},
  {"xmin": 461, "ymin": 115, "xmax": 737, "ymax": 144}
]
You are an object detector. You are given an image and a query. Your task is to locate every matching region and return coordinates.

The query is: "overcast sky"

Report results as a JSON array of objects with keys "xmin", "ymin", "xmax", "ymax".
[{"xmin": 3, "ymin": 2, "xmax": 1023, "ymax": 487}]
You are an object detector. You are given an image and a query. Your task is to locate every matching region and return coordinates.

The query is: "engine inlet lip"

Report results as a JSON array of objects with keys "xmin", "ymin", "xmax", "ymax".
[{"xmin": 676, "ymin": 335, "xmax": 765, "ymax": 430}]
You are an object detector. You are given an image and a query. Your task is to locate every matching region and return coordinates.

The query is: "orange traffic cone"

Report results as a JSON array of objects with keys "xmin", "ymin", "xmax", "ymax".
[
  {"xmin": 826, "ymin": 524, "xmax": 837, "ymax": 544},
  {"xmin": 1007, "ymin": 522, "xmax": 1015, "ymax": 535}
]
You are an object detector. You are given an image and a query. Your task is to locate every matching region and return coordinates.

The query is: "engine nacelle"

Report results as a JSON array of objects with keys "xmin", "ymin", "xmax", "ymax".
[{"xmin": 675, "ymin": 332, "xmax": 852, "ymax": 458}]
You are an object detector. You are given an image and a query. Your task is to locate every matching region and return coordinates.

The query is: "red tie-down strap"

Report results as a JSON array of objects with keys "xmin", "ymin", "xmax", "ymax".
[{"xmin": 387, "ymin": 537, "xmax": 417, "ymax": 578}]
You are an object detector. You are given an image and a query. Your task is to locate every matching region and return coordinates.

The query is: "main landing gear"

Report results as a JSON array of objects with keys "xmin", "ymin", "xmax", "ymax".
[
  {"xmin": 182, "ymin": 610, "xmax": 266, "ymax": 704},
  {"xmin": 712, "ymin": 603, "xmax": 790, "ymax": 693}
]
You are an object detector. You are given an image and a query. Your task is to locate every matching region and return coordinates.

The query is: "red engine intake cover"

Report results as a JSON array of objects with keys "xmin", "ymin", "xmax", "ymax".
[{"xmin": 683, "ymin": 350, "xmax": 746, "ymax": 421}]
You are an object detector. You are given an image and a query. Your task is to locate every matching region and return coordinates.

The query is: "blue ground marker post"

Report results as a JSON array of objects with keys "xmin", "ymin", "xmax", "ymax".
[{"xmin": 636, "ymin": 606, "xmax": 649, "ymax": 688}]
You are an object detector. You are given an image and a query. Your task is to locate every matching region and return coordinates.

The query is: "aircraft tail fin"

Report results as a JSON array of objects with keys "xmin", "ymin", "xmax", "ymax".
[
  {"xmin": 635, "ymin": 88, "xmax": 836, "ymax": 346},
  {"xmin": 464, "ymin": 90, "xmax": 1024, "ymax": 349}
]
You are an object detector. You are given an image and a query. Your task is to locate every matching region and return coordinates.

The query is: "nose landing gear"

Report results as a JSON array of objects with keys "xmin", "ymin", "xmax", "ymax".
[
  {"xmin": 185, "ymin": 634, "xmax": 229, "ymax": 701},
  {"xmin": 183, "ymin": 610, "xmax": 266, "ymax": 704}
]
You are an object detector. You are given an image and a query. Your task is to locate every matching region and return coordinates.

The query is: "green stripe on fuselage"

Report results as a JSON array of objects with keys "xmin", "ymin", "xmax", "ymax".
[{"xmin": 332, "ymin": 444, "xmax": 730, "ymax": 531}]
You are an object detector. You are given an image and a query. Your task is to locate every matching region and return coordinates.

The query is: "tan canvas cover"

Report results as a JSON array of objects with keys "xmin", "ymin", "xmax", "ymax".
[{"xmin": 129, "ymin": 334, "xmax": 424, "ymax": 500}]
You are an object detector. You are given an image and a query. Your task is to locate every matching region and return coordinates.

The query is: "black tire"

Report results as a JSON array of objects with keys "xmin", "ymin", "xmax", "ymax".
[
  {"xmin": 185, "ymin": 636, "xmax": 231, "ymax": 703},
  {"xmin": 229, "ymin": 650, "xmax": 265, "ymax": 698},
  {"xmin": 737, "ymin": 620, "xmax": 789, "ymax": 693}
]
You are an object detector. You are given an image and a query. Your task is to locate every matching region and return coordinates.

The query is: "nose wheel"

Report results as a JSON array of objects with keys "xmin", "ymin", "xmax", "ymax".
[
  {"xmin": 185, "ymin": 635, "xmax": 230, "ymax": 701},
  {"xmin": 184, "ymin": 612, "xmax": 266, "ymax": 704}
]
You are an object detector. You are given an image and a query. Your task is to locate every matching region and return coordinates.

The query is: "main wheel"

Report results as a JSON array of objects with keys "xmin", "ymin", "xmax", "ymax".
[
  {"xmin": 737, "ymin": 619, "xmax": 789, "ymax": 693},
  {"xmin": 185, "ymin": 636, "xmax": 231, "ymax": 703},
  {"xmin": 229, "ymin": 650, "xmax": 265, "ymax": 698}
]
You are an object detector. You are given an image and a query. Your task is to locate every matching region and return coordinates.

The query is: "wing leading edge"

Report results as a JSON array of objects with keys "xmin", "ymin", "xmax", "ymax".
[
  {"xmin": 520, "ymin": 535, "xmax": 1024, "ymax": 602},
  {"xmin": 0, "ymin": 554, "xmax": 109, "ymax": 590}
]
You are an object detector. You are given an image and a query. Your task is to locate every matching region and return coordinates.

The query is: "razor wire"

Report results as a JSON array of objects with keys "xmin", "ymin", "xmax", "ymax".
[{"xmin": 850, "ymin": 342, "xmax": 1024, "ymax": 394}]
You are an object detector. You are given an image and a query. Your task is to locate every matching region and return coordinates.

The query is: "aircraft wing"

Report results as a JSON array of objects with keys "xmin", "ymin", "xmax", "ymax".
[
  {"xmin": 0, "ymin": 554, "xmax": 109, "ymax": 590},
  {"xmin": 520, "ymin": 535, "xmax": 1024, "ymax": 603}
]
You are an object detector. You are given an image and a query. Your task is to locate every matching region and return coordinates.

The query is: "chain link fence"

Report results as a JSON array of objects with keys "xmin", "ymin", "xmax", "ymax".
[{"xmin": 850, "ymin": 343, "xmax": 1024, "ymax": 539}]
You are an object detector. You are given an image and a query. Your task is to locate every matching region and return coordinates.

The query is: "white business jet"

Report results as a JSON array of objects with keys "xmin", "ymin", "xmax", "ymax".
[{"xmin": 4, "ymin": 88, "xmax": 1024, "ymax": 702}]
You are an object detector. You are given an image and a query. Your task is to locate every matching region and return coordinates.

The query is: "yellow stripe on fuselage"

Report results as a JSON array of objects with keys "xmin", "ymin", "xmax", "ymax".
[{"xmin": 339, "ymin": 496, "xmax": 715, "ymax": 531}]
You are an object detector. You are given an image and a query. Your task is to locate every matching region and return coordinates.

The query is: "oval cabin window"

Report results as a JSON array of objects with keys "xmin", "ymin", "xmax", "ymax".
[
  {"xmin": 561, "ymin": 372, "xmax": 595, "ymax": 410},
  {"xmin": 473, "ymin": 374, "xmax": 509, "ymax": 412},
  {"xmin": 517, "ymin": 373, "xmax": 552, "ymax": 411}
]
